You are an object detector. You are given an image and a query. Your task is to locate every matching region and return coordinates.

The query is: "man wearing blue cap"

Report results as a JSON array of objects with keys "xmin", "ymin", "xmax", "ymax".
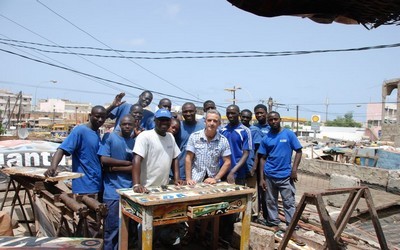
[
  {"xmin": 132, "ymin": 108, "xmax": 183, "ymax": 192},
  {"xmin": 132, "ymin": 108, "xmax": 184, "ymax": 248}
]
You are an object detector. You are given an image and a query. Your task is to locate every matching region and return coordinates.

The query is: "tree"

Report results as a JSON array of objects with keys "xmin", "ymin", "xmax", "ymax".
[{"xmin": 325, "ymin": 112, "xmax": 362, "ymax": 127}]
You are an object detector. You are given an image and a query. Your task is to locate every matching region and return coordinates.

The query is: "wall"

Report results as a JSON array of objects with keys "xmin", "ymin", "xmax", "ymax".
[{"xmin": 299, "ymin": 159, "xmax": 400, "ymax": 194}]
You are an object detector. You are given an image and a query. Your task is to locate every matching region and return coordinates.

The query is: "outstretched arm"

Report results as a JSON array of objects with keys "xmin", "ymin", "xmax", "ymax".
[
  {"xmin": 106, "ymin": 92, "xmax": 126, "ymax": 116},
  {"xmin": 44, "ymin": 148, "xmax": 66, "ymax": 177}
]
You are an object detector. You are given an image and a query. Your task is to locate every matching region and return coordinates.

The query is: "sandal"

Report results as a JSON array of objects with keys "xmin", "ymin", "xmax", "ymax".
[{"xmin": 291, "ymin": 236, "xmax": 306, "ymax": 246}]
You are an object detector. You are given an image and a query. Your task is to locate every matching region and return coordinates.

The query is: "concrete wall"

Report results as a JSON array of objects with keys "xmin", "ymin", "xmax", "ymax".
[{"xmin": 299, "ymin": 159, "xmax": 400, "ymax": 194}]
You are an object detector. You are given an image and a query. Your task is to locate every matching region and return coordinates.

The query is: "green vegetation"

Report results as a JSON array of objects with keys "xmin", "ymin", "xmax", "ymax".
[{"xmin": 325, "ymin": 112, "xmax": 362, "ymax": 128}]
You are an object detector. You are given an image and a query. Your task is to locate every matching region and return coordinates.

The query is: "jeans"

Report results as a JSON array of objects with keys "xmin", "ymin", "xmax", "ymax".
[
  {"xmin": 104, "ymin": 199, "xmax": 137, "ymax": 250},
  {"xmin": 265, "ymin": 176, "xmax": 296, "ymax": 226}
]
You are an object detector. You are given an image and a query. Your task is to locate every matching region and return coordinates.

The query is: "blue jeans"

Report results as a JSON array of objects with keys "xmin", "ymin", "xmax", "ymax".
[
  {"xmin": 104, "ymin": 199, "xmax": 137, "ymax": 250},
  {"xmin": 264, "ymin": 176, "xmax": 296, "ymax": 226}
]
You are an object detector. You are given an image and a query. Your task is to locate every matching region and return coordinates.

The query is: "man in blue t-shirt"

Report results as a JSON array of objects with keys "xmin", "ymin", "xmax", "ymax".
[
  {"xmin": 176, "ymin": 102, "xmax": 205, "ymax": 180},
  {"xmin": 98, "ymin": 115, "xmax": 135, "ymax": 250},
  {"xmin": 254, "ymin": 104, "xmax": 270, "ymax": 136},
  {"xmin": 258, "ymin": 111, "xmax": 303, "ymax": 239},
  {"xmin": 219, "ymin": 104, "xmax": 252, "ymax": 244},
  {"xmin": 220, "ymin": 105, "xmax": 252, "ymax": 185},
  {"xmin": 44, "ymin": 106, "xmax": 107, "ymax": 196},
  {"xmin": 107, "ymin": 91, "xmax": 155, "ymax": 131}
]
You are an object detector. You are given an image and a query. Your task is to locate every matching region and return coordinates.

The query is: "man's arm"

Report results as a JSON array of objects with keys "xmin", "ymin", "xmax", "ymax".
[
  {"xmin": 105, "ymin": 92, "xmax": 126, "ymax": 116},
  {"xmin": 204, "ymin": 155, "xmax": 231, "ymax": 184},
  {"xmin": 185, "ymin": 151, "xmax": 196, "ymax": 185},
  {"xmin": 132, "ymin": 154, "xmax": 147, "ymax": 193},
  {"xmin": 100, "ymin": 156, "xmax": 132, "ymax": 173},
  {"xmin": 44, "ymin": 148, "xmax": 67, "ymax": 177},
  {"xmin": 258, "ymin": 153, "xmax": 267, "ymax": 191},
  {"xmin": 291, "ymin": 149, "xmax": 302, "ymax": 182},
  {"xmin": 227, "ymin": 150, "xmax": 249, "ymax": 183},
  {"xmin": 172, "ymin": 157, "xmax": 183, "ymax": 185}
]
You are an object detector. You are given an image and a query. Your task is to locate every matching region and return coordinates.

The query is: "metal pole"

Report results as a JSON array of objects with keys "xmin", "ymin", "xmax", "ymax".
[
  {"xmin": 296, "ymin": 105, "xmax": 299, "ymax": 136},
  {"xmin": 75, "ymin": 107, "xmax": 78, "ymax": 125}
]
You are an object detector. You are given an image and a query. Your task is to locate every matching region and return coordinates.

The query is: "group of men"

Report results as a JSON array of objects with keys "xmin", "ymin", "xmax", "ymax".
[{"xmin": 44, "ymin": 90, "xmax": 304, "ymax": 249}]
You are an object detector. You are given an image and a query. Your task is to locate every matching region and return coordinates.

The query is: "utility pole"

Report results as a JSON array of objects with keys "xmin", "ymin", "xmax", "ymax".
[
  {"xmin": 296, "ymin": 105, "xmax": 299, "ymax": 136},
  {"xmin": 325, "ymin": 97, "xmax": 329, "ymax": 122},
  {"xmin": 224, "ymin": 86, "xmax": 241, "ymax": 105},
  {"xmin": 267, "ymin": 97, "xmax": 274, "ymax": 113}
]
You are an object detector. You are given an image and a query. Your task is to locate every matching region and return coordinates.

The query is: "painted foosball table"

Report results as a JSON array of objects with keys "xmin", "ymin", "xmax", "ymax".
[{"xmin": 117, "ymin": 182, "xmax": 255, "ymax": 250}]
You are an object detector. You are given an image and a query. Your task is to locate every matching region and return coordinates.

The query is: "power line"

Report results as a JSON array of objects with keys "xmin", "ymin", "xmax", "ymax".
[
  {"xmin": 0, "ymin": 48, "xmax": 207, "ymax": 105},
  {"xmin": 1, "ymin": 37, "xmax": 400, "ymax": 58},
  {"xmin": 36, "ymin": 0, "xmax": 200, "ymax": 101},
  {"xmin": 0, "ymin": 14, "xmax": 134, "ymax": 96}
]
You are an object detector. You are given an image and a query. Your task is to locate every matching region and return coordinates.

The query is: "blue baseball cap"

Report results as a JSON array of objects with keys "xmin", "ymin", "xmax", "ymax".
[{"xmin": 154, "ymin": 108, "xmax": 172, "ymax": 119}]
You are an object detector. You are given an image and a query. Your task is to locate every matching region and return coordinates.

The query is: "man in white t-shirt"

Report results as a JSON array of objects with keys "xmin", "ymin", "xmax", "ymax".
[
  {"xmin": 132, "ymin": 108, "xmax": 185, "ymax": 248},
  {"xmin": 132, "ymin": 108, "xmax": 183, "ymax": 193}
]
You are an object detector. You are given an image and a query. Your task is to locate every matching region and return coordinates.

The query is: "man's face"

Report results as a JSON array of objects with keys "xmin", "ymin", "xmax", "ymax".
[
  {"xmin": 158, "ymin": 100, "xmax": 172, "ymax": 111},
  {"xmin": 130, "ymin": 106, "xmax": 143, "ymax": 122},
  {"xmin": 205, "ymin": 113, "xmax": 220, "ymax": 133},
  {"xmin": 120, "ymin": 117, "xmax": 134, "ymax": 137},
  {"xmin": 182, "ymin": 104, "xmax": 196, "ymax": 123},
  {"xmin": 155, "ymin": 118, "xmax": 171, "ymax": 135},
  {"xmin": 90, "ymin": 108, "xmax": 107, "ymax": 129},
  {"xmin": 138, "ymin": 92, "xmax": 153, "ymax": 108},
  {"xmin": 168, "ymin": 120, "xmax": 180, "ymax": 136},
  {"xmin": 255, "ymin": 108, "xmax": 267, "ymax": 125},
  {"xmin": 203, "ymin": 103, "xmax": 216, "ymax": 112},
  {"xmin": 267, "ymin": 113, "xmax": 281, "ymax": 130},
  {"xmin": 226, "ymin": 106, "xmax": 239, "ymax": 124},
  {"xmin": 240, "ymin": 111, "xmax": 252, "ymax": 127}
]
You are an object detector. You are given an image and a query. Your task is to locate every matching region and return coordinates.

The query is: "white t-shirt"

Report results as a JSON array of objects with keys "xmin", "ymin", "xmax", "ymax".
[{"xmin": 133, "ymin": 129, "xmax": 180, "ymax": 187}]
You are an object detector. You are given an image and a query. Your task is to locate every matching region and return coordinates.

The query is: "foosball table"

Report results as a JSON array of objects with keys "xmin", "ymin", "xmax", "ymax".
[{"xmin": 117, "ymin": 182, "xmax": 255, "ymax": 250}]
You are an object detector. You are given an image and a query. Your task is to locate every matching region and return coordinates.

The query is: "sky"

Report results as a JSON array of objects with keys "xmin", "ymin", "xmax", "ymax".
[{"xmin": 0, "ymin": 0, "xmax": 399, "ymax": 123}]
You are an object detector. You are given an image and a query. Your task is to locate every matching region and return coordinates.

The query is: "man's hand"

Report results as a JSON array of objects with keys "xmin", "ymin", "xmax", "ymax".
[
  {"xmin": 186, "ymin": 179, "xmax": 197, "ymax": 186},
  {"xmin": 291, "ymin": 170, "xmax": 298, "ymax": 182},
  {"xmin": 112, "ymin": 92, "xmax": 126, "ymax": 108},
  {"xmin": 250, "ymin": 166, "xmax": 257, "ymax": 177},
  {"xmin": 203, "ymin": 178, "xmax": 217, "ymax": 184},
  {"xmin": 259, "ymin": 179, "xmax": 267, "ymax": 191},
  {"xmin": 44, "ymin": 166, "xmax": 58, "ymax": 177},
  {"xmin": 133, "ymin": 184, "xmax": 148, "ymax": 193},
  {"xmin": 227, "ymin": 172, "xmax": 235, "ymax": 184},
  {"xmin": 174, "ymin": 179, "xmax": 185, "ymax": 186}
]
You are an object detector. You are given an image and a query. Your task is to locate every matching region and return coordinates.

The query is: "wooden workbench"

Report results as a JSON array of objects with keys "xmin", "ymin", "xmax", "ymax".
[{"xmin": 117, "ymin": 182, "xmax": 255, "ymax": 250}]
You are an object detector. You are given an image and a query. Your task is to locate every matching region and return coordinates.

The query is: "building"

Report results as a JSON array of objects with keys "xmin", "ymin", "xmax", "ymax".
[
  {"xmin": 0, "ymin": 89, "xmax": 92, "ymax": 131},
  {"xmin": 381, "ymin": 79, "xmax": 400, "ymax": 146},
  {"xmin": 0, "ymin": 89, "xmax": 33, "ymax": 129}
]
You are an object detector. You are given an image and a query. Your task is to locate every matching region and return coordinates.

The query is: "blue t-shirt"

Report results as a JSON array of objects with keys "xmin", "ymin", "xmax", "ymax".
[
  {"xmin": 258, "ymin": 129, "xmax": 302, "ymax": 179},
  {"xmin": 220, "ymin": 123, "xmax": 252, "ymax": 179},
  {"xmin": 59, "ymin": 125, "xmax": 102, "ymax": 194},
  {"xmin": 98, "ymin": 132, "xmax": 134, "ymax": 200},
  {"xmin": 109, "ymin": 103, "xmax": 155, "ymax": 131},
  {"xmin": 246, "ymin": 125, "xmax": 263, "ymax": 172},
  {"xmin": 254, "ymin": 123, "xmax": 270, "ymax": 137},
  {"xmin": 176, "ymin": 121, "xmax": 205, "ymax": 180}
]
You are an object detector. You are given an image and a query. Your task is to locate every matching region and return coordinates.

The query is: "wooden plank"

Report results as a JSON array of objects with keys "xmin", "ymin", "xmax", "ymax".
[
  {"xmin": 363, "ymin": 188, "xmax": 389, "ymax": 250},
  {"xmin": 240, "ymin": 193, "xmax": 252, "ymax": 250},
  {"xmin": 1, "ymin": 167, "xmax": 82, "ymax": 182}
]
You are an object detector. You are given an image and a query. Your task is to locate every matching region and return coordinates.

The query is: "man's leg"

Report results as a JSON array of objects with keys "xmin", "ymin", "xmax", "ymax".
[
  {"xmin": 265, "ymin": 177, "xmax": 280, "ymax": 228},
  {"xmin": 104, "ymin": 199, "xmax": 119, "ymax": 250},
  {"xmin": 278, "ymin": 177, "xmax": 296, "ymax": 225}
]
